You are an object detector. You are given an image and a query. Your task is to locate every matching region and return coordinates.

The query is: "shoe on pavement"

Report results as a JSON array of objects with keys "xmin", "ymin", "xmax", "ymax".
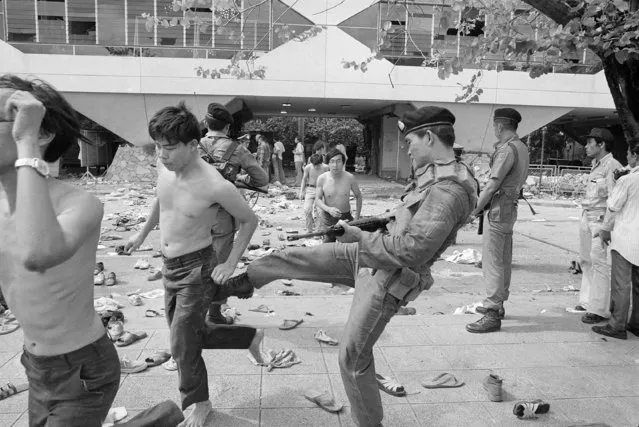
[
  {"xmin": 466, "ymin": 310, "xmax": 501, "ymax": 333},
  {"xmin": 163, "ymin": 357, "xmax": 178, "ymax": 371},
  {"xmin": 513, "ymin": 399, "xmax": 550, "ymax": 419},
  {"xmin": 120, "ymin": 356, "xmax": 147, "ymax": 374},
  {"xmin": 592, "ymin": 324, "xmax": 627, "ymax": 340},
  {"xmin": 483, "ymin": 374, "xmax": 503, "ymax": 402},
  {"xmin": 573, "ymin": 305, "xmax": 587, "ymax": 312},
  {"xmin": 581, "ymin": 313, "xmax": 608, "ymax": 324},
  {"xmin": 476, "ymin": 305, "xmax": 505, "ymax": 319}
]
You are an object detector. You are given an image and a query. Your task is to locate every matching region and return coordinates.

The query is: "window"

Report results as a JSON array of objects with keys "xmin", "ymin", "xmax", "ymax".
[
  {"xmin": 68, "ymin": 0, "xmax": 96, "ymax": 44},
  {"xmin": 7, "ymin": 0, "xmax": 36, "ymax": 42},
  {"xmin": 128, "ymin": 0, "xmax": 154, "ymax": 46},
  {"xmin": 38, "ymin": 0, "xmax": 66, "ymax": 43},
  {"xmin": 98, "ymin": 0, "xmax": 126, "ymax": 45}
]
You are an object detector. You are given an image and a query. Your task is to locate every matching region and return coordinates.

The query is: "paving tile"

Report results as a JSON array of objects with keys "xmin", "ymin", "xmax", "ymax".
[
  {"xmin": 266, "ymin": 347, "xmax": 327, "ymax": 375},
  {"xmin": 143, "ymin": 329, "xmax": 171, "ymax": 349},
  {"xmin": 422, "ymin": 325, "xmax": 504, "ymax": 345},
  {"xmin": 263, "ymin": 327, "xmax": 322, "ymax": 349},
  {"xmin": 321, "ymin": 345, "xmax": 389, "ymax": 374},
  {"xmin": 395, "ymin": 369, "xmax": 489, "ymax": 404},
  {"xmin": 8, "ymin": 412, "xmax": 27, "ymax": 427},
  {"xmin": 260, "ymin": 407, "xmax": 340, "ymax": 426},
  {"xmin": 0, "ymin": 412, "xmax": 22, "ymax": 427},
  {"xmin": 0, "ymin": 330, "xmax": 26, "ymax": 350},
  {"xmin": 0, "ymin": 353, "xmax": 27, "ymax": 381},
  {"xmin": 608, "ymin": 396, "xmax": 639, "ymax": 426},
  {"xmin": 411, "ymin": 402, "xmax": 496, "ymax": 426},
  {"xmin": 208, "ymin": 408, "xmax": 259, "ymax": 426},
  {"xmin": 551, "ymin": 342, "xmax": 630, "ymax": 367},
  {"xmin": 339, "ymin": 404, "xmax": 419, "ymax": 427},
  {"xmin": 0, "ymin": 352, "xmax": 18, "ymax": 369},
  {"xmin": 512, "ymin": 367, "xmax": 601, "ymax": 399},
  {"xmin": 208, "ymin": 375, "xmax": 261, "ymax": 409},
  {"xmin": 112, "ymin": 375, "xmax": 181, "ymax": 408},
  {"xmin": 553, "ymin": 397, "xmax": 637, "ymax": 426},
  {"xmin": 439, "ymin": 343, "xmax": 562, "ymax": 370},
  {"xmin": 260, "ymin": 374, "xmax": 331, "ymax": 409},
  {"xmin": 377, "ymin": 326, "xmax": 433, "ymax": 347},
  {"xmin": 380, "ymin": 346, "xmax": 452, "ymax": 372},
  {"xmin": 387, "ymin": 312, "xmax": 423, "ymax": 326},
  {"xmin": 0, "ymin": 385, "xmax": 28, "ymax": 414},
  {"xmin": 202, "ymin": 350, "xmax": 263, "ymax": 376},
  {"xmin": 579, "ymin": 365, "xmax": 639, "ymax": 397},
  {"xmin": 327, "ymin": 373, "xmax": 409, "ymax": 407}
]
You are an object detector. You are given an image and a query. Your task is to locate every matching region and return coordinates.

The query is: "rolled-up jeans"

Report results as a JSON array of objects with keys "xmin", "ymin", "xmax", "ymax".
[
  {"xmin": 303, "ymin": 187, "xmax": 317, "ymax": 232},
  {"xmin": 246, "ymin": 243, "xmax": 401, "ymax": 426},
  {"xmin": 578, "ymin": 210, "xmax": 611, "ymax": 318}
]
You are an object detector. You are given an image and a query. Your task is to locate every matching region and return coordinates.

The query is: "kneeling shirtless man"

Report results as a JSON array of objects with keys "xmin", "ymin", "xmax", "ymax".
[
  {"xmin": 125, "ymin": 103, "xmax": 263, "ymax": 427},
  {"xmin": 0, "ymin": 74, "xmax": 120, "ymax": 426}
]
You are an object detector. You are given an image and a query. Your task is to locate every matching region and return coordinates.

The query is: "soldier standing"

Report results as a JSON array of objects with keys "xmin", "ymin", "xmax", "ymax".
[{"xmin": 466, "ymin": 108, "xmax": 530, "ymax": 333}]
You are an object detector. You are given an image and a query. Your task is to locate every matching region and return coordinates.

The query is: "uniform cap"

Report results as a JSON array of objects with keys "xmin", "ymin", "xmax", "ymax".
[
  {"xmin": 206, "ymin": 103, "xmax": 234, "ymax": 125},
  {"xmin": 494, "ymin": 108, "xmax": 522, "ymax": 124},
  {"xmin": 398, "ymin": 107, "xmax": 455, "ymax": 135}
]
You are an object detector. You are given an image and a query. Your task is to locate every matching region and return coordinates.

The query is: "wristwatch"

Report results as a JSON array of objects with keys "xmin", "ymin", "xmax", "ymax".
[{"xmin": 15, "ymin": 158, "xmax": 51, "ymax": 178}]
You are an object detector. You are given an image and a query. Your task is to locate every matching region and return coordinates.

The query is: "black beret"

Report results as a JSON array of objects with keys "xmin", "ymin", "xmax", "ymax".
[
  {"xmin": 206, "ymin": 103, "xmax": 234, "ymax": 125},
  {"xmin": 398, "ymin": 107, "xmax": 456, "ymax": 135},
  {"xmin": 587, "ymin": 128, "xmax": 614, "ymax": 144},
  {"xmin": 494, "ymin": 108, "xmax": 522, "ymax": 124}
]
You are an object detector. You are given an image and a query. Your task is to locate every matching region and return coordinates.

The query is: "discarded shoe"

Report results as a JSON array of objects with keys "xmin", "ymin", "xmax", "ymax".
[
  {"xmin": 120, "ymin": 356, "xmax": 148, "ymax": 374},
  {"xmin": 304, "ymin": 390, "xmax": 343, "ymax": 413},
  {"xmin": 279, "ymin": 319, "xmax": 303, "ymax": 330},
  {"xmin": 93, "ymin": 271, "xmax": 105, "ymax": 286},
  {"xmin": 115, "ymin": 331, "xmax": 148, "ymax": 347},
  {"xmin": 163, "ymin": 357, "xmax": 178, "ymax": 371},
  {"xmin": 375, "ymin": 374, "xmax": 406, "ymax": 397},
  {"xmin": 107, "ymin": 320, "xmax": 124, "ymax": 341},
  {"xmin": 422, "ymin": 372, "xmax": 465, "ymax": 389},
  {"xmin": 397, "ymin": 306, "xmax": 416, "ymax": 316},
  {"xmin": 144, "ymin": 351, "xmax": 171, "ymax": 368},
  {"xmin": 573, "ymin": 305, "xmax": 587, "ymax": 312},
  {"xmin": 314, "ymin": 330, "xmax": 338, "ymax": 345},
  {"xmin": 105, "ymin": 272, "xmax": 117, "ymax": 287},
  {"xmin": 94, "ymin": 262, "xmax": 105, "ymax": 275},
  {"xmin": 483, "ymin": 374, "xmax": 503, "ymax": 402},
  {"xmin": 513, "ymin": 399, "xmax": 550, "ymax": 419}
]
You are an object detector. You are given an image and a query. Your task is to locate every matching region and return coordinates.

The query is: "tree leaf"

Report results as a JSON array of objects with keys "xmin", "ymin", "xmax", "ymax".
[{"xmin": 615, "ymin": 49, "xmax": 630, "ymax": 64}]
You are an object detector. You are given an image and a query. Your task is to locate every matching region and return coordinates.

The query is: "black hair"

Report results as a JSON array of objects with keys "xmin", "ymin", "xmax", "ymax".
[
  {"xmin": 312, "ymin": 140, "xmax": 326, "ymax": 153},
  {"xmin": 629, "ymin": 141, "xmax": 639, "ymax": 157},
  {"xmin": 309, "ymin": 153, "xmax": 322, "ymax": 165},
  {"xmin": 0, "ymin": 74, "xmax": 86, "ymax": 163},
  {"xmin": 414, "ymin": 125, "xmax": 455, "ymax": 147},
  {"xmin": 495, "ymin": 118, "xmax": 518, "ymax": 132},
  {"xmin": 148, "ymin": 102, "xmax": 201, "ymax": 145},
  {"xmin": 325, "ymin": 148, "xmax": 345, "ymax": 164}
]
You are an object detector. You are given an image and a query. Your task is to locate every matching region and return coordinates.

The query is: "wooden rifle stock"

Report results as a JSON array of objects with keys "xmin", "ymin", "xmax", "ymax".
[{"xmin": 287, "ymin": 216, "xmax": 394, "ymax": 241}]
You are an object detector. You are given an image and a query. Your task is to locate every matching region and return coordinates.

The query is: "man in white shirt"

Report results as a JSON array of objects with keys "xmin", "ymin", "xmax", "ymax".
[
  {"xmin": 272, "ymin": 137, "xmax": 286, "ymax": 185},
  {"xmin": 592, "ymin": 143, "xmax": 639, "ymax": 340},
  {"xmin": 293, "ymin": 136, "xmax": 305, "ymax": 186}
]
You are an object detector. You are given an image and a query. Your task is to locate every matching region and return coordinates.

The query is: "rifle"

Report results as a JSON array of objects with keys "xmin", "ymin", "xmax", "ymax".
[
  {"xmin": 519, "ymin": 188, "xmax": 537, "ymax": 215},
  {"xmin": 235, "ymin": 181, "xmax": 269, "ymax": 194},
  {"xmin": 477, "ymin": 211, "xmax": 485, "ymax": 235},
  {"xmin": 286, "ymin": 215, "xmax": 394, "ymax": 241}
]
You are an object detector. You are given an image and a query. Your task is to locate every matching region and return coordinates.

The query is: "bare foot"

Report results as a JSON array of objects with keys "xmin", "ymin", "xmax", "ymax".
[
  {"xmin": 248, "ymin": 329, "xmax": 265, "ymax": 364},
  {"xmin": 178, "ymin": 400, "xmax": 212, "ymax": 427}
]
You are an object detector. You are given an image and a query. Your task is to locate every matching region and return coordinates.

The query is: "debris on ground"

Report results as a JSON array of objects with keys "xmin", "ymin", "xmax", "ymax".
[
  {"xmin": 397, "ymin": 307, "xmax": 417, "ymax": 316},
  {"xmin": 445, "ymin": 248, "xmax": 482, "ymax": 265},
  {"xmin": 248, "ymin": 349, "xmax": 302, "ymax": 371},
  {"xmin": 314, "ymin": 330, "xmax": 339, "ymax": 345},
  {"xmin": 453, "ymin": 302, "xmax": 482, "ymax": 315}
]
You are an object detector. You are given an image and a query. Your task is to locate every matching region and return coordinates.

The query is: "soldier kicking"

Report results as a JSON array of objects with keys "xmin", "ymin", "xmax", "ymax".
[
  {"xmin": 125, "ymin": 102, "xmax": 264, "ymax": 427},
  {"xmin": 222, "ymin": 107, "xmax": 478, "ymax": 426}
]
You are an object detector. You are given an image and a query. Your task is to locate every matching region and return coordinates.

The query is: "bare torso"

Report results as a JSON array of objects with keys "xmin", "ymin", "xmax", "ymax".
[
  {"xmin": 157, "ymin": 159, "xmax": 223, "ymax": 259},
  {"xmin": 307, "ymin": 165, "xmax": 329, "ymax": 186},
  {"xmin": 0, "ymin": 181, "xmax": 104, "ymax": 356},
  {"xmin": 319, "ymin": 172, "xmax": 353, "ymax": 213}
]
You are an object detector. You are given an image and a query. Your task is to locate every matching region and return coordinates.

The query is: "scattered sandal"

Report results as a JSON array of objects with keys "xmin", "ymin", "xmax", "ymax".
[
  {"xmin": 145, "ymin": 309, "xmax": 164, "ymax": 318},
  {"xmin": 279, "ymin": 319, "xmax": 303, "ymax": 330},
  {"xmin": 376, "ymin": 373, "xmax": 406, "ymax": 397},
  {"xmin": 248, "ymin": 304, "xmax": 274, "ymax": 314},
  {"xmin": 115, "ymin": 331, "xmax": 148, "ymax": 347},
  {"xmin": 513, "ymin": 399, "xmax": 550, "ymax": 419},
  {"xmin": 94, "ymin": 272, "xmax": 105, "ymax": 286},
  {"xmin": 105, "ymin": 272, "xmax": 117, "ymax": 287},
  {"xmin": 314, "ymin": 330, "xmax": 339, "ymax": 346},
  {"xmin": 303, "ymin": 390, "xmax": 343, "ymax": 413},
  {"xmin": 0, "ymin": 382, "xmax": 28, "ymax": 401},
  {"xmin": 422, "ymin": 372, "xmax": 465, "ymax": 389},
  {"xmin": 120, "ymin": 356, "xmax": 148, "ymax": 374},
  {"xmin": 145, "ymin": 351, "xmax": 171, "ymax": 368}
]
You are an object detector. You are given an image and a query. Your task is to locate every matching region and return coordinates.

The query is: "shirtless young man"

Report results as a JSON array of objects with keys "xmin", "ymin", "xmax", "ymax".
[
  {"xmin": 0, "ymin": 75, "xmax": 120, "ymax": 426},
  {"xmin": 300, "ymin": 153, "xmax": 329, "ymax": 232},
  {"xmin": 124, "ymin": 103, "xmax": 263, "ymax": 427},
  {"xmin": 315, "ymin": 148, "xmax": 362, "ymax": 242}
]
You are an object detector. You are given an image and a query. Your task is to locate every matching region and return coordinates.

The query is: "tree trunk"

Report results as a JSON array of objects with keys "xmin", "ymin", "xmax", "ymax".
[
  {"xmin": 601, "ymin": 55, "xmax": 639, "ymax": 142},
  {"xmin": 104, "ymin": 144, "xmax": 157, "ymax": 183}
]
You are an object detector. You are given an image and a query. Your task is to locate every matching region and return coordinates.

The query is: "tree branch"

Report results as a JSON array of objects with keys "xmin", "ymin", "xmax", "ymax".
[
  {"xmin": 313, "ymin": 0, "xmax": 346, "ymax": 15},
  {"xmin": 520, "ymin": 0, "xmax": 577, "ymax": 26}
]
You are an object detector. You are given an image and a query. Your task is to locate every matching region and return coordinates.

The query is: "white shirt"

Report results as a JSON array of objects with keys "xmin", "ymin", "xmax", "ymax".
[
  {"xmin": 294, "ymin": 142, "xmax": 305, "ymax": 163},
  {"xmin": 604, "ymin": 165, "xmax": 639, "ymax": 265},
  {"xmin": 274, "ymin": 141, "xmax": 285, "ymax": 160}
]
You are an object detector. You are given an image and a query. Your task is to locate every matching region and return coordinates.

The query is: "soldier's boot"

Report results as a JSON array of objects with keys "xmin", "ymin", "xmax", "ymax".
[
  {"xmin": 466, "ymin": 309, "xmax": 501, "ymax": 333},
  {"xmin": 221, "ymin": 272, "xmax": 254, "ymax": 299},
  {"xmin": 476, "ymin": 305, "xmax": 505, "ymax": 319}
]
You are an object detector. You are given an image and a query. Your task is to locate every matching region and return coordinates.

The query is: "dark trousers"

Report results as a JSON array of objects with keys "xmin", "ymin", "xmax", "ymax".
[
  {"xmin": 318, "ymin": 211, "xmax": 354, "ymax": 243},
  {"xmin": 162, "ymin": 246, "xmax": 256, "ymax": 410},
  {"xmin": 610, "ymin": 250, "xmax": 639, "ymax": 331},
  {"xmin": 20, "ymin": 333, "xmax": 120, "ymax": 427}
]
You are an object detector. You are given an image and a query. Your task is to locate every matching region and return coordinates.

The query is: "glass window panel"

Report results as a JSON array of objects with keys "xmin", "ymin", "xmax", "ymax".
[
  {"xmin": 38, "ymin": 0, "xmax": 65, "ymax": 44},
  {"xmin": 156, "ymin": 1, "xmax": 183, "ymax": 46},
  {"xmin": 98, "ymin": 0, "xmax": 126, "ymax": 46},
  {"xmin": 128, "ymin": 0, "xmax": 154, "ymax": 46},
  {"xmin": 406, "ymin": 4, "xmax": 432, "ymax": 57},
  {"xmin": 68, "ymin": 0, "xmax": 96, "ymax": 45},
  {"xmin": 7, "ymin": 0, "xmax": 36, "ymax": 42},
  {"xmin": 185, "ymin": 10, "xmax": 212, "ymax": 47},
  {"xmin": 243, "ymin": 0, "xmax": 269, "ymax": 51}
]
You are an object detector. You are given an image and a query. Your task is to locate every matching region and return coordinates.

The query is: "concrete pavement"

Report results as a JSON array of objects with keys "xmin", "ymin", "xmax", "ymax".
[{"xmin": 1, "ymin": 177, "xmax": 637, "ymax": 427}]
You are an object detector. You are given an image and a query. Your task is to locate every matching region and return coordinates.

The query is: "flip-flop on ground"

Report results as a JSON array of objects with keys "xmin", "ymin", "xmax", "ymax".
[
  {"xmin": 303, "ymin": 390, "xmax": 343, "ymax": 413},
  {"xmin": 115, "ymin": 331, "xmax": 148, "ymax": 347},
  {"xmin": 279, "ymin": 319, "xmax": 303, "ymax": 330},
  {"xmin": 145, "ymin": 351, "xmax": 171, "ymax": 368},
  {"xmin": 422, "ymin": 372, "xmax": 465, "ymax": 389},
  {"xmin": 0, "ymin": 382, "xmax": 28, "ymax": 401}
]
